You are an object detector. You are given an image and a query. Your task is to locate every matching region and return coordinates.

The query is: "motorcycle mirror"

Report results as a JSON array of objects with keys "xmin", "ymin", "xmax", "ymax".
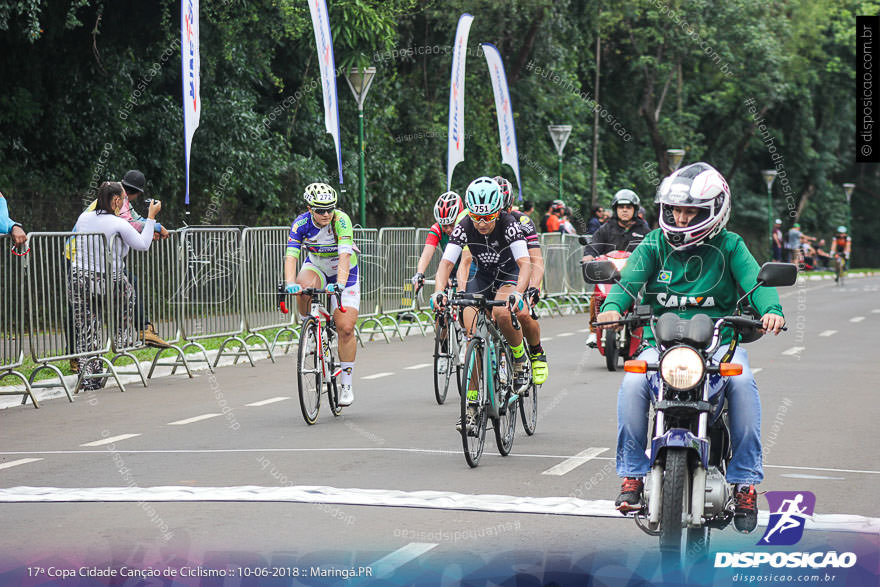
[
  {"xmin": 756, "ymin": 262, "xmax": 798, "ymax": 287},
  {"xmin": 582, "ymin": 260, "xmax": 619, "ymax": 284},
  {"xmin": 578, "ymin": 234, "xmax": 592, "ymax": 246}
]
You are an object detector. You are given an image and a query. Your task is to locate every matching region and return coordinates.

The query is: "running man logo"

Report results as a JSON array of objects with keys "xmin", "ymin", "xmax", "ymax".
[{"xmin": 759, "ymin": 491, "xmax": 816, "ymax": 546}]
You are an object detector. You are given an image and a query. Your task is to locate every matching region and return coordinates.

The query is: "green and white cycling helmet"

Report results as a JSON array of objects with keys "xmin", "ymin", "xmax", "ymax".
[
  {"xmin": 465, "ymin": 177, "xmax": 503, "ymax": 216},
  {"xmin": 303, "ymin": 182, "xmax": 338, "ymax": 208},
  {"xmin": 837, "ymin": 226, "xmax": 847, "ymax": 233}
]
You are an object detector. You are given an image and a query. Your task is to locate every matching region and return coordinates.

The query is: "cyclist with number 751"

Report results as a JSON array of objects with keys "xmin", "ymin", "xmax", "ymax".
[
  {"xmin": 284, "ymin": 183, "xmax": 360, "ymax": 407},
  {"xmin": 431, "ymin": 177, "xmax": 549, "ymax": 396}
]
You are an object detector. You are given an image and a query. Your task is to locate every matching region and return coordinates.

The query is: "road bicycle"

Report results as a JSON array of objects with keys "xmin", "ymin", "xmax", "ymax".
[
  {"xmin": 278, "ymin": 284, "xmax": 345, "ymax": 425},
  {"xmin": 834, "ymin": 253, "xmax": 846, "ymax": 286},
  {"xmin": 421, "ymin": 277, "xmax": 466, "ymax": 405},
  {"xmin": 449, "ymin": 293, "xmax": 531, "ymax": 467}
]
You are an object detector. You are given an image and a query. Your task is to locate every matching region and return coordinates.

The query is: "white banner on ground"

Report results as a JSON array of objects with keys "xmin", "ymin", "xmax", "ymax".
[
  {"xmin": 482, "ymin": 43, "xmax": 522, "ymax": 201},
  {"xmin": 181, "ymin": 0, "xmax": 200, "ymax": 205},
  {"xmin": 308, "ymin": 0, "xmax": 344, "ymax": 184},
  {"xmin": 447, "ymin": 13, "xmax": 474, "ymax": 191}
]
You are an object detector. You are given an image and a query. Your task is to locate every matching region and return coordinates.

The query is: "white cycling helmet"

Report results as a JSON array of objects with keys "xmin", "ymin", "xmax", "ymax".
[
  {"xmin": 303, "ymin": 182, "xmax": 338, "ymax": 208},
  {"xmin": 656, "ymin": 162, "xmax": 730, "ymax": 250},
  {"xmin": 433, "ymin": 191, "xmax": 463, "ymax": 225},
  {"xmin": 465, "ymin": 177, "xmax": 504, "ymax": 216}
]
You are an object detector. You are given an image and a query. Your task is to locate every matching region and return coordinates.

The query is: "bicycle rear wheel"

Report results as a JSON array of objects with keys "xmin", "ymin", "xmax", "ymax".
[
  {"xmin": 297, "ymin": 317, "xmax": 322, "ymax": 425},
  {"xmin": 461, "ymin": 338, "xmax": 488, "ymax": 468},
  {"xmin": 433, "ymin": 316, "xmax": 453, "ymax": 405},
  {"xmin": 493, "ymin": 345, "xmax": 517, "ymax": 456}
]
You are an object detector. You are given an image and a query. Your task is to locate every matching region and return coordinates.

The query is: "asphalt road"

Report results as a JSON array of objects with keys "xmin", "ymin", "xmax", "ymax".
[{"xmin": 0, "ymin": 276, "xmax": 878, "ymax": 584}]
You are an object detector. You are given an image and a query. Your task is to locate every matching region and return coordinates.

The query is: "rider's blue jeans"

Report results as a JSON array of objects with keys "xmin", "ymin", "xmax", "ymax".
[{"xmin": 616, "ymin": 345, "xmax": 763, "ymax": 485}]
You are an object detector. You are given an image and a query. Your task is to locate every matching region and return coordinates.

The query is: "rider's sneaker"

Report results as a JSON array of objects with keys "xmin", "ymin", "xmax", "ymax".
[
  {"xmin": 512, "ymin": 355, "xmax": 530, "ymax": 391},
  {"xmin": 585, "ymin": 332, "xmax": 597, "ymax": 348},
  {"xmin": 455, "ymin": 405, "xmax": 478, "ymax": 434},
  {"xmin": 734, "ymin": 485, "xmax": 759, "ymax": 533},
  {"xmin": 338, "ymin": 384, "xmax": 354, "ymax": 407},
  {"xmin": 530, "ymin": 352, "xmax": 548, "ymax": 385},
  {"xmin": 615, "ymin": 477, "xmax": 644, "ymax": 514}
]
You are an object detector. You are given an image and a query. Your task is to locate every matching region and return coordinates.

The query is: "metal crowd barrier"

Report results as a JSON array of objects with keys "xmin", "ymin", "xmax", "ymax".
[
  {"xmin": 561, "ymin": 233, "xmax": 591, "ymax": 312},
  {"xmin": 240, "ymin": 227, "xmax": 297, "ymax": 355},
  {"xmin": 352, "ymin": 227, "xmax": 385, "ymax": 344},
  {"xmin": 377, "ymin": 227, "xmax": 431, "ymax": 338},
  {"xmin": 27, "ymin": 232, "xmax": 127, "ymax": 399},
  {"xmin": 0, "ymin": 235, "xmax": 37, "ymax": 406}
]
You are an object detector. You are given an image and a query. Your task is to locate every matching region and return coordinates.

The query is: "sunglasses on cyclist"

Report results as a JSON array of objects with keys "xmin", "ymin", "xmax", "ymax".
[
  {"xmin": 468, "ymin": 211, "xmax": 499, "ymax": 224},
  {"xmin": 310, "ymin": 207, "xmax": 335, "ymax": 215}
]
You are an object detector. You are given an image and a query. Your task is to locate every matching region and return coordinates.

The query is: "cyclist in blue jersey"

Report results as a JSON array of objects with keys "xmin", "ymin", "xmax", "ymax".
[{"xmin": 284, "ymin": 183, "xmax": 360, "ymax": 407}]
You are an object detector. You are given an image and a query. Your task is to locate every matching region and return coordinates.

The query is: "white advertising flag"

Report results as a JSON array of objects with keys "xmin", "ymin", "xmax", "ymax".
[
  {"xmin": 308, "ymin": 0, "xmax": 344, "ymax": 184},
  {"xmin": 482, "ymin": 43, "xmax": 522, "ymax": 201},
  {"xmin": 181, "ymin": 0, "xmax": 200, "ymax": 205},
  {"xmin": 447, "ymin": 13, "xmax": 474, "ymax": 191}
]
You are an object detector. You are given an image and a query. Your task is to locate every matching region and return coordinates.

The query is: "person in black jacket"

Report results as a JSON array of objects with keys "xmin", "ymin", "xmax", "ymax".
[
  {"xmin": 581, "ymin": 189, "xmax": 650, "ymax": 262},
  {"xmin": 582, "ymin": 189, "xmax": 650, "ymax": 347}
]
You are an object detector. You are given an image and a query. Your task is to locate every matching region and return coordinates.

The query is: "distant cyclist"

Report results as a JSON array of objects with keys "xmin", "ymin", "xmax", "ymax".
[
  {"xmin": 432, "ymin": 177, "xmax": 547, "ymax": 408},
  {"xmin": 412, "ymin": 191, "xmax": 472, "ymax": 292},
  {"xmin": 494, "ymin": 175, "xmax": 548, "ymax": 383},
  {"xmin": 582, "ymin": 189, "xmax": 650, "ymax": 347},
  {"xmin": 284, "ymin": 183, "xmax": 360, "ymax": 407},
  {"xmin": 830, "ymin": 225, "xmax": 851, "ymax": 279}
]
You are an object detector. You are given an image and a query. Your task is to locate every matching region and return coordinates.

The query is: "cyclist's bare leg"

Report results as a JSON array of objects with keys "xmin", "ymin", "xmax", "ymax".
[
  {"xmin": 492, "ymin": 284, "xmax": 524, "ymax": 348},
  {"xmin": 296, "ymin": 269, "xmax": 323, "ymax": 317},
  {"xmin": 334, "ymin": 307, "xmax": 358, "ymax": 362},
  {"xmin": 462, "ymin": 306, "xmax": 479, "ymax": 337}
]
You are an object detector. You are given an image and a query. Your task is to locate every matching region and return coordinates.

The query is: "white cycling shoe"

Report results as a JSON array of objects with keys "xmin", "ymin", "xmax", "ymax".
[{"xmin": 338, "ymin": 383, "xmax": 354, "ymax": 407}]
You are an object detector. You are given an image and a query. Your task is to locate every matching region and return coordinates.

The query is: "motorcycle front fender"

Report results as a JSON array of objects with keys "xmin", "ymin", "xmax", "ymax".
[{"xmin": 651, "ymin": 428, "xmax": 710, "ymax": 470}]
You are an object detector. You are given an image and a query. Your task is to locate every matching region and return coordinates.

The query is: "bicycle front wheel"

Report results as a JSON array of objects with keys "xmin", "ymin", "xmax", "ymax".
[
  {"xmin": 519, "ymin": 379, "xmax": 538, "ymax": 436},
  {"xmin": 433, "ymin": 317, "xmax": 453, "ymax": 405},
  {"xmin": 326, "ymin": 327, "xmax": 342, "ymax": 417},
  {"xmin": 493, "ymin": 345, "xmax": 517, "ymax": 456},
  {"xmin": 297, "ymin": 317, "xmax": 322, "ymax": 425},
  {"xmin": 461, "ymin": 338, "xmax": 488, "ymax": 468}
]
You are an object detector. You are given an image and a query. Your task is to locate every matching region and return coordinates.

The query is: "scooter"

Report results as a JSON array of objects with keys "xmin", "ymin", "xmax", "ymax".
[
  {"xmin": 581, "ymin": 250, "xmax": 644, "ymax": 371},
  {"xmin": 584, "ymin": 260, "xmax": 797, "ymax": 566}
]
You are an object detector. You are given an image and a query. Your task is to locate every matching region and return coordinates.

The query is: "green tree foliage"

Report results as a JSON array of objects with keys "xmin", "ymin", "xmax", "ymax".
[{"xmin": 0, "ymin": 0, "xmax": 877, "ymax": 264}]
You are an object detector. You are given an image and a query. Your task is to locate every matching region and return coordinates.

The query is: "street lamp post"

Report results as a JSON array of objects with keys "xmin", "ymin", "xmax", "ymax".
[
  {"xmin": 843, "ymin": 182, "xmax": 856, "ymax": 250},
  {"xmin": 548, "ymin": 125, "xmax": 572, "ymax": 202},
  {"xmin": 666, "ymin": 148, "xmax": 685, "ymax": 173},
  {"xmin": 762, "ymin": 169, "xmax": 778, "ymax": 257},
  {"xmin": 345, "ymin": 66, "xmax": 377, "ymax": 227}
]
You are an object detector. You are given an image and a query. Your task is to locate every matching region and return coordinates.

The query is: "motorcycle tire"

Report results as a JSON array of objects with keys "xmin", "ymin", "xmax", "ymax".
[
  {"xmin": 660, "ymin": 448, "xmax": 688, "ymax": 561},
  {"xmin": 605, "ymin": 327, "xmax": 619, "ymax": 371}
]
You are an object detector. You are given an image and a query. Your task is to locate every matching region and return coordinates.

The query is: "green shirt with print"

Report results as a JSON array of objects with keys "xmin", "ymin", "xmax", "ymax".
[{"xmin": 600, "ymin": 228, "xmax": 784, "ymax": 346}]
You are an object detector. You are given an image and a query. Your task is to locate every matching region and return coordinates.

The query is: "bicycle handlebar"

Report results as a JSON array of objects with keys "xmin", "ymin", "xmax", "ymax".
[{"xmin": 277, "ymin": 283, "xmax": 346, "ymax": 314}]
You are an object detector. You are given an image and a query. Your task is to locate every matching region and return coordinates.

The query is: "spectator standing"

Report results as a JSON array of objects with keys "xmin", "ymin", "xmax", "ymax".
[
  {"xmin": 785, "ymin": 222, "xmax": 803, "ymax": 263},
  {"xmin": 587, "ymin": 205, "xmax": 605, "ymax": 235},
  {"xmin": 0, "ymin": 191, "xmax": 27, "ymax": 246},
  {"xmin": 543, "ymin": 200, "xmax": 564, "ymax": 233},
  {"xmin": 69, "ymin": 182, "xmax": 162, "ymax": 389},
  {"xmin": 560, "ymin": 207, "xmax": 577, "ymax": 234},
  {"xmin": 815, "ymin": 239, "xmax": 831, "ymax": 269},
  {"xmin": 771, "ymin": 219, "xmax": 784, "ymax": 261}
]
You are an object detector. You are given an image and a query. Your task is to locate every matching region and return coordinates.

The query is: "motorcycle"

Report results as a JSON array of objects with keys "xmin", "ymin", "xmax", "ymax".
[
  {"xmin": 584, "ymin": 260, "xmax": 797, "ymax": 566},
  {"xmin": 580, "ymin": 249, "xmax": 644, "ymax": 371}
]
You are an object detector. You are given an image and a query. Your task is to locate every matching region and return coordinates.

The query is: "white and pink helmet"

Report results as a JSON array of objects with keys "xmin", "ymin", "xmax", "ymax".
[{"xmin": 656, "ymin": 162, "xmax": 731, "ymax": 250}]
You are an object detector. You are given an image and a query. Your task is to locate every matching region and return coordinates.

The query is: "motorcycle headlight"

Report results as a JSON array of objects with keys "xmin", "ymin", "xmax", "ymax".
[{"xmin": 660, "ymin": 347, "xmax": 705, "ymax": 390}]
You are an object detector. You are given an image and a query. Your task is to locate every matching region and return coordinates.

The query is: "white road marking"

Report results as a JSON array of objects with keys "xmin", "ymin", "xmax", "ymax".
[
  {"xmin": 167, "ymin": 414, "xmax": 221, "ymax": 426},
  {"xmin": 872, "ymin": 309, "xmax": 880, "ymax": 314},
  {"xmin": 80, "ymin": 434, "xmax": 141, "ymax": 447},
  {"xmin": 370, "ymin": 543, "xmax": 439, "ymax": 579},
  {"xmin": 751, "ymin": 368, "xmax": 763, "ymax": 374},
  {"xmin": 362, "ymin": 372, "xmax": 394, "ymax": 380},
  {"xmin": 781, "ymin": 347, "xmax": 805, "ymax": 356},
  {"xmin": 542, "ymin": 447, "xmax": 608, "ymax": 476},
  {"xmin": 818, "ymin": 330, "xmax": 837, "ymax": 337},
  {"xmin": 0, "ymin": 485, "xmax": 876, "ymax": 534},
  {"xmin": 780, "ymin": 473, "xmax": 845, "ymax": 481},
  {"xmin": 2, "ymin": 448, "xmax": 879, "ymax": 477},
  {"xmin": 579, "ymin": 328, "xmax": 591, "ymax": 333},
  {"xmin": 403, "ymin": 363, "xmax": 431, "ymax": 370},
  {"xmin": 0, "ymin": 458, "xmax": 43, "ymax": 470},
  {"xmin": 556, "ymin": 332, "xmax": 575, "ymax": 337},
  {"xmin": 849, "ymin": 316, "xmax": 865, "ymax": 323},
  {"xmin": 542, "ymin": 336, "xmax": 554, "ymax": 340},
  {"xmin": 245, "ymin": 397, "xmax": 290, "ymax": 407}
]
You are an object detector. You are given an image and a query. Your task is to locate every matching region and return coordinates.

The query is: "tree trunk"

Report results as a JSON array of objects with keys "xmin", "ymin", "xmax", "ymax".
[
  {"xmin": 727, "ymin": 105, "xmax": 769, "ymax": 179},
  {"xmin": 510, "ymin": 8, "xmax": 545, "ymax": 85},
  {"xmin": 592, "ymin": 32, "xmax": 600, "ymax": 207},
  {"xmin": 795, "ymin": 184, "xmax": 815, "ymax": 222}
]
